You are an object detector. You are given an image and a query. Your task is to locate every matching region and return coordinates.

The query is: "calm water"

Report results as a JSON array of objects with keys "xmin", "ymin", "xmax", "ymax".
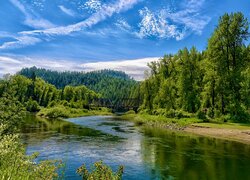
[{"xmin": 20, "ymin": 115, "xmax": 250, "ymax": 180}]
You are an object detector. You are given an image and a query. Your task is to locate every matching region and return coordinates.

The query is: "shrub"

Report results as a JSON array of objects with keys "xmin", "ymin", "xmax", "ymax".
[
  {"xmin": 175, "ymin": 110, "xmax": 191, "ymax": 119},
  {"xmin": 26, "ymin": 98, "xmax": 40, "ymax": 112},
  {"xmin": 196, "ymin": 110, "xmax": 207, "ymax": 120},
  {"xmin": 47, "ymin": 100, "xmax": 57, "ymax": 107},
  {"xmin": 165, "ymin": 109, "xmax": 176, "ymax": 118},
  {"xmin": 125, "ymin": 110, "xmax": 136, "ymax": 115},
  {"xmin": 77, "ymin": 161, "xmax": 123, "ymax": 180},
  {"xmin": 60, "ymin": 100, "xmax": 70, "ymax": 107},
  {"xmin": 0, "ymin": 124, "xmax": 62, "ymax": 179},
  {"xmin": 0, "ymin": 97, "xmax": 62, "ymax": 179},
  {"xmin": 38, "ymin": 106, "xmax": 70, "ymax": 118},
  {"xmin": 153, "ymin": 108, "xmax": 166, "ymax": 116}
]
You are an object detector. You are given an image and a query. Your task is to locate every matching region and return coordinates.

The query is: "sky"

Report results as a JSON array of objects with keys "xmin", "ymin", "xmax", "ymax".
[{"xmin": 0, "ymin": 0, "xmax": 249, "ymax": 80}]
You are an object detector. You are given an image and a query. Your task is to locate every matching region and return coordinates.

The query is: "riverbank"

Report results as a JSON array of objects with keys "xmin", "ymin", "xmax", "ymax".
[
  {"xmin": 37, "ymin": 105, "xmax": 113, "ymax": 118},
  {"xmin": 185, "ymin": 123, "xmax": 250, "ymax": 144},
  {"xmin": 120, "ymin": 113, "xmax": 250, "ymax": 144}
]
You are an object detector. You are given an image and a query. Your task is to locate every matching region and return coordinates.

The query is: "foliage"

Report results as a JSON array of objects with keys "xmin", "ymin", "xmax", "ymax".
[
  {"xmin": 38, "ymin": 105, "xmax": 112, "ymax": 118},
  {"xmin": 38, "ymin": 105, "xmax": 71, "ymax": 118},
  {"xmin": 196, "ymin": 110, "xmax": 207, "ymax": 121},
  {"xmin": 77, "ymin": 161, "xmax": 123, "ymax": 180},
  {"xmin": 0, "ymin": 75, "xmax": 99, "ymax": 113},
  {"xmin": 121, "ymin": 113, "xmax": 202, "ymax": 128},
  {"xmin": 138, "ymin": 12, "xmax": 250, "ymax": 123},
  {"xmin": 0, "ymin": 96, "xmax": 25, "ymax": 132},
  {"xmin": 19, "ymin": 68, "xmax": 139, "ymax": 104},
  {"xmin": 26, "ymin": 98, "xmax": 41, "ymax": 112},
  {"xmin": 0, "ymin": 97, "xmax": 62, "ymax": 179}
]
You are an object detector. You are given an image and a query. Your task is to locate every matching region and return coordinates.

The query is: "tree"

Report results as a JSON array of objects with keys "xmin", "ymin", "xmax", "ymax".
[{"xmin": 205, "ymin": 12, "xmax": 249, "ymax": 120}]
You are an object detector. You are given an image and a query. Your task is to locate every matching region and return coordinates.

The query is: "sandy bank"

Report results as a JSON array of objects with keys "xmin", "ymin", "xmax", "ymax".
[{"xmin": 184, "ymin": 124, "xmax": 250, "ymax": 144}]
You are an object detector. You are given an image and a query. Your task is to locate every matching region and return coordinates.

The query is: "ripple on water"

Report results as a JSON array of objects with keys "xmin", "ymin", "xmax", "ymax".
[{"xmin": 21, "ymin": 115, "xmax": 250, "ymax": 180}]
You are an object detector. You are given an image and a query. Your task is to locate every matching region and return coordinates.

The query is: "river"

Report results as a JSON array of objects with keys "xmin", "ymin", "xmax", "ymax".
[{"xmin": 20, "ymin": 115, "xmax": 250, "ymax": 180}]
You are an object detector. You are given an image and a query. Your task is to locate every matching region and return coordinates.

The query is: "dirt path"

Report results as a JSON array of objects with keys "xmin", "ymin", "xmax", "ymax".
[{"xmin": 184, "ymin": 124, "xmax": 250, "ymax": 144}]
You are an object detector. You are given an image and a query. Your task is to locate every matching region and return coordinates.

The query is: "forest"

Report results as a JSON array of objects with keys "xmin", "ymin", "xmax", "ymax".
[
  {"xmin": 138, "ymin": 12, "xmax": 250, "ymax": 123},
  {"xmin": 19, "ymin": 68, "xmax": 138, "ymax": 103},
  {"xmin": 0, "ymin": 12, "xmax": 250, "ymax": 179}
]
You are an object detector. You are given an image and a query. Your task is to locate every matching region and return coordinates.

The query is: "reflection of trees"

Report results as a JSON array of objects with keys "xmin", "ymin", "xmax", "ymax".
[
  {"xmin": 20, "ymin": 114, "xmax": 120, "ymax": 143},
  {"xmin": 141, "ymin": 127, "xmax": 250, "ymax": 180}
]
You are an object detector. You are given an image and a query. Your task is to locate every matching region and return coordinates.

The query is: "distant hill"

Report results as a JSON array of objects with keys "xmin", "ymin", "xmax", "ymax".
[{"xmin": 18, "ymin": 67, "xmax": 138, "ymax": 102}]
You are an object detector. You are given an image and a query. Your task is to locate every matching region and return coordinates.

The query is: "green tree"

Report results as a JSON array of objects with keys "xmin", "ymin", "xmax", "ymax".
[{"xmin": 205, "ymin": 12, "xmax": 249, "ymax": 120}]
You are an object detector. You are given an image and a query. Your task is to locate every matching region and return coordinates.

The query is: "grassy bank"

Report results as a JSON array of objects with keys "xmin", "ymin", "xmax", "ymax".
[
  {"xmin": 120, "ymin": 112, "xmax": 250, "ymax": 144},
  {"xmin": 37, "ymin": 105, "xmax": 112, "ymax": 119},
  {"xmin": 120, "ymin": 112, "xmax": 202, "ymax": 130}
]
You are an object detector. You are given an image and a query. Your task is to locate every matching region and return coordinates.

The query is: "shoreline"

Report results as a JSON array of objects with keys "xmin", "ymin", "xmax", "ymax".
[
  {"xmin": 37, "ymin": 106, "xmax": 113, "ymax": 119},
  {"xmin": 184, "ymin": 123, "xmax": 250, "ymax": 145},
  {"xmin": 119, "ymin": 114, "xmax": 250, "ymax": 145},
  {"xmin": 35, "ymin": 111, "xmax": 250, "ymax": 145}
]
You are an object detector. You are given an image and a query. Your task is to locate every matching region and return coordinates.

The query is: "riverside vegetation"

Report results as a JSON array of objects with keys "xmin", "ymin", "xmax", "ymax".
[
  {"xmin": 136, "ymin": 12, "xmax": 250, "ymax": 124},
  {"xmin": 0, "ymin": 12, "xmax": 250, "ymax": 179}
]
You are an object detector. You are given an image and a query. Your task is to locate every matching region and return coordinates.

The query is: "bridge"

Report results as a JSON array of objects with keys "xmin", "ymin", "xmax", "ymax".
[{"xmin": 90, "ymin": 98, "xmax": 141, "ymax": 112}]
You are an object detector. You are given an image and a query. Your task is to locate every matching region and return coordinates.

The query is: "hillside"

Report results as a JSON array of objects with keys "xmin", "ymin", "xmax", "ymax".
[{"xmin": 19, "ymin": 67, "xmax": 139, "ymax": 102}]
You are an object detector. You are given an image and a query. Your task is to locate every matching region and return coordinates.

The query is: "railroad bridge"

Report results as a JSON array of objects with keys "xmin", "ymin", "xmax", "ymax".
[{"xmin": 91, "ymin": 98, "xmax": 141, "ymax": 112}]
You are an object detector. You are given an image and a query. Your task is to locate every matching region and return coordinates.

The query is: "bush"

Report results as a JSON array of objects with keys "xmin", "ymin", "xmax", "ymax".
[
  {"xmin": 60, "ymin": 100, "xmax": 70, "ymax": 107},
  {"xmin": 138, "ymin": 108, "xmax": 152, "ymax": 115},
  {"xmin": 0, "ymin": 124, "xmax": 62, "ymax": 179},
  {"xmin": 196, "ymin": 110, "xmax": 207, "ymax": 120},
  {"xmin": 47, "ymin": 100, "xmax": 57, "ymax": 107},
  {"xmin": 38, "ymin": 106, "xmax": 70, "ymax": 118},
  {"xmin": 165, "ymin": 109, "xmax": 176, "ymax": 118},
  {"xmin": 77, "ymin": 161, "xmax": 123, "ymax": 180},
  {"xmin": 0, "ymin": 97, "xmax": 62, "ymax": 179},
  {"xmin": 125, "ymin": 110, "xmax": 136, "ymax": 115},
  {"xmin": 175, "ymin": 110, "xmax": 191, "ymax": 119},
  {"xmin": 26, "ymin": 99, "xmax": 40, "ymax": 112}
]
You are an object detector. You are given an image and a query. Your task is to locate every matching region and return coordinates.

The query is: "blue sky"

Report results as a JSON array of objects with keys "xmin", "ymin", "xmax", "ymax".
[{"xmin": 0, "ymin": 0, "xmax": 249, "ymax": 79}]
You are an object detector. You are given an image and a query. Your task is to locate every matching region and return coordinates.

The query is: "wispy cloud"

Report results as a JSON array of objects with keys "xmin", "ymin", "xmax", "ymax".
[
  {"xmin": 166, "ymin": 0, "xmax": 211, "ymax": 35},
  {"xmin": 9, "ymin": 0, "xmax": 55, "ymax": 29},
  {"xmin": 115, "ymin": 19, "xmax": 132, "ymax": 31},
  {"xmin": 0, "ymin": 33, "xmax": 41, "ymax": 50},
  {"xmin": 136, "ymin": 0, "xmax": 210, "ymax": 40},
  {"xmin": 84, "ymin": 0, "xmax": 102, "ymax": 13},
  {"xmin": 137, "ymin": 7, "xmax": 185, "ymax": 40},
  {"xmin": 22, "ymin": 0, "xmax": 140, "ymax": 36},
  {"xmin": 0, "ymin": 55, "xmax": 158, "ymax": 80},
  {"xmin": 58, "ymin": 5, "xmax": 75, "ymax": 17},
  {"xmin": 1, "ymin": 0, "xmax": 140, "ymax": 50}
]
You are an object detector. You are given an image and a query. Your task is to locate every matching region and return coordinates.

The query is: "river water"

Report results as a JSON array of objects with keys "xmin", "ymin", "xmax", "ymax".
[{"xmin": 20, "ymin": 115, "xmax": 250, "ymax": 180}]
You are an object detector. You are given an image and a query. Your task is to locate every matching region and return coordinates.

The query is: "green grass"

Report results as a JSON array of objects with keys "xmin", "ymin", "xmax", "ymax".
[
  {"xmin": 37, "ymin": 105, "xmax": 112, "ymax": 119},
  {"xmin": 121, "ymin": 113, "xmax": 250, "ymax": 131},
  {"xmin": 192, "ymin": 122, "xmax": 250, "ymax": 130},
  {"xmin": 120, "ymin": 113, "xmax": 202, "ymax": 128}
]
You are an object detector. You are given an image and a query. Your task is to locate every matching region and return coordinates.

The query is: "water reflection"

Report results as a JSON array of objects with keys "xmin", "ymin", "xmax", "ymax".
[
  {"xmin": 141, "ymin": 127, "xmax": 250, "ymax": 180},
  {"xmin": 20, "ymin": 115, "xmax": 250, "ymax": 180}
]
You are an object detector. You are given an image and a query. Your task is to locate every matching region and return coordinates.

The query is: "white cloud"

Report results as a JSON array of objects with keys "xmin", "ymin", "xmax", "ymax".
[
  {"xmin": 59, "ymin": 5, "xmax": 75, "ymax": 16},
  {"xmin": 80, "ymin": 57, "xmax": 159, "ymax": 80},
  {"xmin": 9, "ymin": 0, "xmax": 55, "ymax": 29},
  {"xmin": 137, "ymin": 7, "xmax": 184, "ymax": 40},
  {"xmin": 0, "ymin": 56, "xmax": 158, "ymax": 80},
  {"xmin": 165, "ymin": 0, "xmax": 210, "ymax": 35},
  {"xmin": 21, "ymin": 0, "xmax": 140, "ymax": 36},
  {"xmin": 136, "ymin": 0, "xmax": 210, "ymax": 40},
  {"xmin": 84, "ymin": 0, "xmax": 102, "ymax": 13},
  {"xmin": 1, "ymin": 0, "xmax": 140, "ymax": 50},
  {"xmin": 0, "ymin": 35, "xmax": 41, "ymax": 49},
  {"xmin": 115, "ymin": 19, "xmax": 132, "ymax": 31}
]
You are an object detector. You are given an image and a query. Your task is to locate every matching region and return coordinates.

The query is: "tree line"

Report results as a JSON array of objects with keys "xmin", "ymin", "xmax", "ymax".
[
  {"xmin": 19, "ymin": 68, "xmax": 138, "ymax": 104},
  {"xmin": 138, "ymin": 12, "xmax": 250, "ymax": 122},
  {"xmin": 0, "ymin": 75, "xmax": 99, "ymax": 112}
]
